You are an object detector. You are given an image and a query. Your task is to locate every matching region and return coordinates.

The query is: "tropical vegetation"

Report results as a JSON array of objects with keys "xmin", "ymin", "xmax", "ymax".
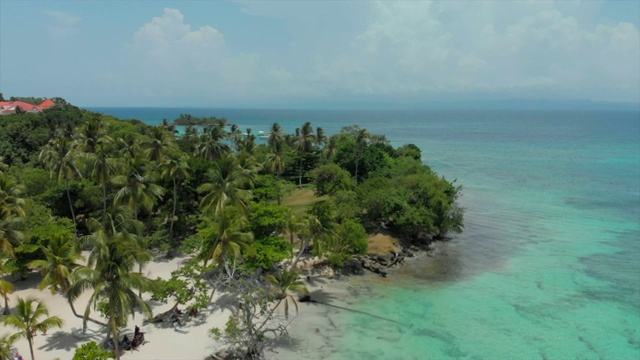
[{"xmin": 0, "ymin": 97, "xmax": 462, "ymax": 359}]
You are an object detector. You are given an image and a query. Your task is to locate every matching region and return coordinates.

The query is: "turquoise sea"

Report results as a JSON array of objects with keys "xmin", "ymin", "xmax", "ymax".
[{"xmin": 90, "ymin": 107, "xmax": 640, "ymax": 359}]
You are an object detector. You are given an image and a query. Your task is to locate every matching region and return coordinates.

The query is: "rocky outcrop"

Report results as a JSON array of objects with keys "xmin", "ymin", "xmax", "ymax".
[{"xmin": 353, "ymin": 248, "xmax": 417, "ymax": 277}]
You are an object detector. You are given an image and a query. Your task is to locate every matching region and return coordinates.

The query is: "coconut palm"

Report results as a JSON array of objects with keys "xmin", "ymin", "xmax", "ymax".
[
  {"xmin": 323, "ymin": 135, "xmax": 338, "ymax": 161},
  {"xmin": 294, "ymin": 122, "xmax": 316, "ymax": 187},
  {"xmin": 69, "ymin": 222, "xmax": 154, "ymax": 360},
  {"xmin": 265, "ymin": 141, "xmax": 287, "ymax": 177},
  {"xmin": 195, "ymin": 125, "xmax": 230, "ymax": 161},
  {"xmin": 316, "ymin": 127, "xmax": 327, "ymax": 148},
  {"xmin": 89, "ymin": 141, "xmax": 118, "ymax": 214},
  {"xmin": 160, "ymin": 155, "xmax": 190, "ymax": 238},
  {"xmin": 354, "ymin": 128, "xmax": 370, "ymax": 184},
  {"xmin": 198, "ymin": 155, "xmax": 253, "ymax": 215},
  {"xmin": 112, "ymin": 157, "xmax": 165, "ymax": 221},
  {"xmin": 0, "ymin": 332, "xmax": 17, "ymax": 360},
  {"xmin": 0, "ymin": 172, "xmax": 26, "ymax": 257},
  {"xmin": 264, "ymin": 269, "xmax": 309, "ymax": 319},
  {"xmin": 199, "ymin": 207, "xmax": 254, "ymax": 275},
  {"xmin": 267, "ymin": 123, "xmax": 284, "ymax": 149},
  {"xmin": 143, "ymin": 126, "xmax": 174, "ymax": 164},
  {"xmin": 76, "ymin": 115, "xmax": 111, "ymax": 155},
  {"xmin": 27, "ymin": 236, "xmax": 92, "ymax": 323},
  {"xmin": 0, "ymin": 278, "xmax": 13, "ymax": 316},
  {"xmin": 2, "ymin": 297, "xmax": 63, "ymax": 360},
  {"xmin": 39, "ymin": 136, "xmax": 84, "ymax": 228}
]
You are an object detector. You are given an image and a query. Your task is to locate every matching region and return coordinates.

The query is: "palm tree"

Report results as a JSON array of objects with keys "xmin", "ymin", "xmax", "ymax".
[
  {"xmin": 0, "ymin": 172, "xmax": 26, "ymax": 257},
  {"xmin": 160, "ymin": 155, "xmax": 190, "ymax": 238},
  {"xmin": 238, "ymin": 128, "xmax": 257, "ymax": 155},
  {"xmin": 264, "ymin": 269, "xmax": 309, "ymax": 319},
  {"xmin": 27, "ymin": 236, "xmax": 92, "ymax": 323},
  {"xmin": 198, "ymin": 155, "xmax": 253, "ymax": 215},
  {"xmin": 112, "ymin": 157, "xmax": 165, "ymax": 221},
  {"xmin": 265, "ymin": 141, "xmax": 287, "ymax": 177},
  {"xmin": 267, "ymin": 123, "xmax": 284, "ymax": 149},
  {"xmin": 76, "ymin": 115, "xmax": 111, "ymax": 154},
  {"xmin": 2, "ymin": 297, "xmax": 63, "ymax": 360},
  {"xmin": 195, "ymin": 125, "xmax": 230, "ymax": 161},
  {"xmin": 354, "ymin": 128, "xmax": 370, "ymax": 184},
  {"xmin": 89, "ymin": 141, "xmax": 118, "ymax": 214},
  {"xmin": 39, "ymin": 136, "xmax": 84, "ymax": 228},
  {"xmin": 0, "ymin": 332, "xmax": 17, "ymax": 360},
  {"xmin": 0, "ymin": 278, "xmax": 13, "ymax": 316},
  {"xmin": 199, "ymin": 207, "xmax": 253, "ymax": 276},
  {"xmin": 69, "ymin": 218, "xmax": 153, "ymax": 360},
  {"xmin": 294, "ymin": 122, "xmax": 316, "ymax": 187},
  {"xmin": 316, "ymin": 127, "xmax": 327, "ymax": 148},
  {"xmin": 323, "ymin": 135, "xmax": 338, "ymax": 161},
  {"xmin": 143, "ymin": 126, "xmax": 174, "ymax": 164}
]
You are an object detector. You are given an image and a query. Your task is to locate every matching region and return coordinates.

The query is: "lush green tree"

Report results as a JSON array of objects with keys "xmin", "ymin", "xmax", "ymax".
[
  {"xmin": 248, "ymin": 202, "xmax": 288, "ymax": 239},
  {"xmin": 76, "ymin": 115, "xmax": 112, "ymax": 155},
  {"xmin": 2, "ymin": 297, "xmax": 63, "ymax": 360},
  {"xmin": 0, "ymin": 277, "xmax": 13, "ymax": 316},
  {"xmin": 195, "ymin": 125, "xmax": 230, "ymax": 161},
  {"xmin": 311, "ymin": 163, "xmax": 355, "ymax": 196},
  {"xmin": 39, "ymin": 136, "xmax": 84, "ymax": 228},
  {"xmin": 28, "ymin": 234, "xmax": 86, "ymax": 320},
  {"xmin": 112, "ymin": 157, "xmax": 165, "ymax": 221},
  {"xmin": 0, "ymin": 332, "xmax": 17, "ymax": 360},
  {"xmin": 198, "ymin": 155, "xmax": 253, "ymax": 215},
  {"xmin": 143, "ymin": 126, "xmax": 174, "ymax": 164},
  {"xmin": 267, "ymin": 123, "xmax": 284, "ymax": 149},
  {"xmin": 198, "ymin": 207, "xmax": 254, "ymax": 275},
  {"xmin": 0, "ymin": 171, "xmax": 26, "ymax": 257},
  {"xmin": 72, "ymin": 341, "xmax": 116, "ymax": 360},
  {"xmin": 294, "ymin": 122, "xmax": 316, "ymax": 187},
  {"xmin": 160, "ymin": 155, "xmax": 190, "ymax": 238},
  {"xmin": 395, "ymin": 143, "xmax": 422, "ymax": 161},
  {"xmin": 327, "ymin": 218, "xmax": 368, "ymax": 266},
  {"xmin": 69, "ymin": 219, "xmax": 154, "ymax": 359}
]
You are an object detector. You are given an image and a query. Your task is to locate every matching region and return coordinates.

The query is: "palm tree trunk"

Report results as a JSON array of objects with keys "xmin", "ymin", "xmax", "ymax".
[
  {"xmin": 290, "ymin": 237, "xmax": 310, "ymax": 271},
  {"xmin": 170, "ymin": 178, "xmax": 177, "ymax": 238},
  {"xmin": 65, "ymin": 177, "xmax": 77, "ymax": 229},
  {"xmin": 69, "ymin": 301, "xmax": 106, "ymax": 328},
  {"xmin": 298, "ymin": 159, "xmax": 303, "ymax": 187},
  {"xmin": 28, "ymin": 336, "xmax": 35, "ymax": 360},
  {"xmin": 3, "ymin": 296, "xmax": 9, "ymax": 315}
]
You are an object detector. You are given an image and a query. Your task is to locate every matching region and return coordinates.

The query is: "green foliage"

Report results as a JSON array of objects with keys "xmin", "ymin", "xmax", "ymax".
[
  {"xmin": 73, "ymin": 341, "xmax": 116, "ymax": 360},
  {"xmin": 150, "ymin": 261, "xmax": 209, "ymax": 311},
  {"xmin": 395, "ymin": 143, "xmax": 422, "ymax": 160},
  {"xmin": 311, "ymin": 163, "xmax": 355, "ymax": 196},
  {"xmin": 248, "ymin": 202, "xmax": 288, "ymax": 239},
  {"xmin": 173, "ymin": 113, "xmax": 228, "ymax": 126},
  {"xmin": 245, "ymin": 235, "xmax": 292, "ymax": 270}
]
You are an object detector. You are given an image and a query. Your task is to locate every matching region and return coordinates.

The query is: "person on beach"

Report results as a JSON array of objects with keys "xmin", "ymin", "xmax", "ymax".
[{"xmin": 135, "ymin": 325, "xmax": 140, "ymax": 337}]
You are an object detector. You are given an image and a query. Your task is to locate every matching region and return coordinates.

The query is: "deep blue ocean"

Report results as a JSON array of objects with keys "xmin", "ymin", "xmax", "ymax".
[{"xmin": 90, "ymin": 107, "xmax": 640, "ymax": 359}]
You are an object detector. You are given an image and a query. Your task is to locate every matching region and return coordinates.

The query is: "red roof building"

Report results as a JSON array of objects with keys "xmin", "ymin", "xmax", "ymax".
[
  {"xmin": 38, "ymin": 99, "xmax": 56, "ymax": 110},
  {"xmin": 1, "ymin": 99, "xmax": 56, "ymax": 115}
]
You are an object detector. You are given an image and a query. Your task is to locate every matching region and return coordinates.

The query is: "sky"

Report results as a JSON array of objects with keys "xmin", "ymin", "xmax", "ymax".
[{"xmin": 1, "ymin": 0, "xmax": 639, "ymax": 108}]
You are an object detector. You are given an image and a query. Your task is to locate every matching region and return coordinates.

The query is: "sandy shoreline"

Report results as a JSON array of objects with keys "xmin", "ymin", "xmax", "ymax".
[{"xmin": 1, "ymin": 255, "xmax": 373, "ymax": 360}]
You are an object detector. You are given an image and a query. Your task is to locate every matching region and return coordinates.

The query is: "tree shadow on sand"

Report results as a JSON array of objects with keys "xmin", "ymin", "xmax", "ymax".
[
  {"xmin": 38, "ymin": 330, "xmax": 95, "ymax": 352},
  {"xmin": 304, "ymin": 288, "xmax": 408, "ymax": 327}
]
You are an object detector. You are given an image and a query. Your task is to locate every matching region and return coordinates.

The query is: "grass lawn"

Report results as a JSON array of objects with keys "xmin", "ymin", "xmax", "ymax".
[{"xmin": 281, "ymin": 186, "xmax": 328, "ymax": 215}]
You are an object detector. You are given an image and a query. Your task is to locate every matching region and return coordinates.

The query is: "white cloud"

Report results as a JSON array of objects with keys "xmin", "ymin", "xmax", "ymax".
[
  {"xmin": 114, "ymin": 2, "xmax": 639, "ymax": 105},
  {"xmin": 44, "ymin": 10, "xmax": 80, "ymax": 37},
  {"xmin": 299, "ymin": 0, "xmax": 640, "ymax": 102}
]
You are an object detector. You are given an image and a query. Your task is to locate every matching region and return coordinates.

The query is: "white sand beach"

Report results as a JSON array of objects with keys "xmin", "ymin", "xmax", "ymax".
[
  {"xmin": 1, "ymin": 255, "xmax": 230, "ymax": 360},
  {"xmin": 0, "ymin": 255, "xmax": 360, "ymax": 360}
]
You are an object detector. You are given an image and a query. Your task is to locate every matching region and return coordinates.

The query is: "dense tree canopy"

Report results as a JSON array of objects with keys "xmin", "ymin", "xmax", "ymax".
[{"xmin": 0, "ymin": 100, "xmax": 463, "ymax": 359}]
